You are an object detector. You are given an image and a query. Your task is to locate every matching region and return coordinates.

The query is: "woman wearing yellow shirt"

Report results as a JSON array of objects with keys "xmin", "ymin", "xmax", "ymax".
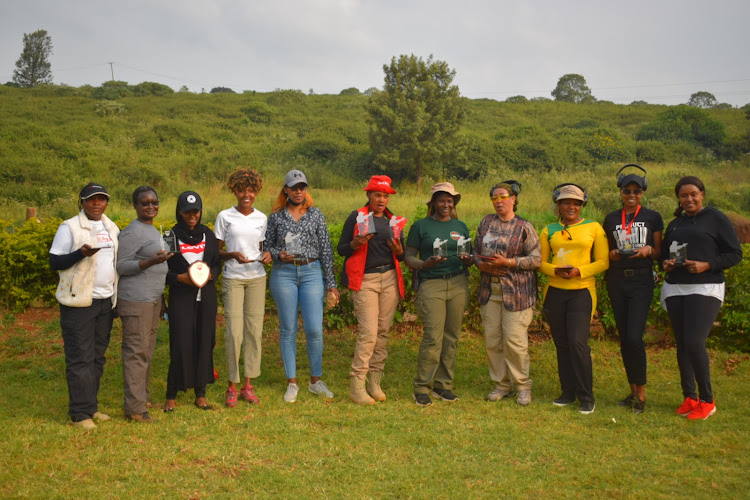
[{"xmin": 540, "ymin": 184, "xmax": 609, "ymax": 414}]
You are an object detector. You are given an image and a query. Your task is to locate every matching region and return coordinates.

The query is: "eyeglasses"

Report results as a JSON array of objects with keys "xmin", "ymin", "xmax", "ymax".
[
  {"xmin": 140, "ymin": 200, "xmax": 159, "ymax": 207},
  {"xmin": 288, "ymin": 184, "xmax": 307, "ymax": 192},
  {"xmin": 490, "ymin": 194, "xmax": 511, "ymax": 202},
  {"xmin": 621, "ymin": 188, "xmax": 643, "ymax": 195}
]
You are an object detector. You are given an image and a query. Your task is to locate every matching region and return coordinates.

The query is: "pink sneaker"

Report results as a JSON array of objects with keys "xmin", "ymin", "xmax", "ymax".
[
  {"xmin": 241, "ymin": 385, "xmax": 260, "ymax": 404},
  {"xmin": 225, "ymin": 386, "xmax": 238, "ymax": 407}
]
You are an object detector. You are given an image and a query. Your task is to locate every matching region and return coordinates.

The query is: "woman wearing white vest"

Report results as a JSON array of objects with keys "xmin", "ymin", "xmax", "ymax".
[{"xmin": 49, "ymin": 183, "xmax": 119, "ymax": 430}]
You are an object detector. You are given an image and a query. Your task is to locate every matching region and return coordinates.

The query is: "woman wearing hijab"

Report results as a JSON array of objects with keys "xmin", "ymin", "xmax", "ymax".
[
  {"xmin": 163, "ymin": 191, "xmax": 222, "ymax": 412},
  {"xmin": 116, "ymin": 186, "xmax": 172, "ymax": 423},
  {"xmin": 337, "ymin": 175, "xmax": 405, "ymax": 405},
  {"xmin": 603, "ymin": 165, "xmax": 663, "ymax": 413},
  {"xmin": 404, "ymin": 182, "xmax": 473, "ymax": 407},
  {"xmin": 661, "ymin": 176, "xmax": 742, "ymax": 420},
  {"xmin": 540, "ymin": 183, "xmax": 608, "ymax": 414},
  {"xmin": 474, "ymin": 180, "xmax": 541, "ymax": 406},
  {"xmin": 49, "ymin": 183, "xmax": 119, "ymax": 430},
  {"xmin": 215, "ymin": 168, "xmax": 271, "ymax": 408},
  {"xmin": 265, "ymin": 170, "xmax": 340, "ymax": 403}
]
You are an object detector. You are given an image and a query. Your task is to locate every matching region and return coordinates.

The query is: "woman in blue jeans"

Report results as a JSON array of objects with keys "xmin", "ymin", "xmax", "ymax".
[{"xmin": 266, "ymin": 170, "xmax": 340, "ymax": 403}]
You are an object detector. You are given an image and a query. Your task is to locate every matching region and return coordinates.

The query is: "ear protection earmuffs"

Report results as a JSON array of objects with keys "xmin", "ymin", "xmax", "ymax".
[
  {"xmin": 552, "ymin": 183, "xmax": 588, "ymax": 206},
  {"xmin": 489, "ymin": 180, "xmax": 522, "ymax": 197},
  {"xmin": 616, "ymin": 164, "xmax": 648, "ymax": 190}
]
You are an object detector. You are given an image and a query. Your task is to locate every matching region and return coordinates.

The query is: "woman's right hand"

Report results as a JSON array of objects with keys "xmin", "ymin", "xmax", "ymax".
[
  {"xmin": 177, "ymin": 272, "xmax": 195, "ymax": 286},
  {"xmin": 351, "ymin": 233, "xmax": 373, "ymax": 250},
  {"xmin": 80, "ymin": 244, "xmax": 100, "ymax": 257},
  {"xmin": 422, "ymin": 255, "xmax": 445, "ymax": 269},
  {"xmin": 662, "ymin": 258, "xmax": 676, "ymax": 272},
  {"xmin": 233, "ymin": 252, "xmax": 253, "ymax": 263},
  {"xmin": 279, "ymin": 251, "xmax": 295, "ymax": 263},
  {"xmin": 609, "ymin": 249, "xmax": 621, "ymax": 262}
]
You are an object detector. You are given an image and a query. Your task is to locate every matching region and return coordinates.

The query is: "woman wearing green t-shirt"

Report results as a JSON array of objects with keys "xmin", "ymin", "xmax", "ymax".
[{"xmin": 405, "ymin": 182, "xmax": 474, "ymax": 406}]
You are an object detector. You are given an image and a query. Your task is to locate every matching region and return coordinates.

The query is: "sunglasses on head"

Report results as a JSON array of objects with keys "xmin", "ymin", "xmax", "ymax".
[
  {"xmin": 621, "ymin": 188, "xmax": 643, "ymax": 195},
  {"xmin": 490, "ymin": 193, "xmax": 511, "ymax": 202}
]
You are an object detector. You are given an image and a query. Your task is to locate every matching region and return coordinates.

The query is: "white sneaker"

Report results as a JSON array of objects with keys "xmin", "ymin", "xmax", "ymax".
[
  {"xmin": 516, "ymin": 389, "xmax": 532, "ymax": 406},
  {"xmin": 308, "ymin": 380, "xmax": 334, "ymax": 398},
  {"xmin": 93, "ymin": 411, "xmax": 111, "ymax": 422},
  {"xmin": 284, "ymin": 383, "xmax": 299, "ymax": 403},
  {"xmin": 487, "ymin": 387, "xmax": 512, "ymax": 402}
]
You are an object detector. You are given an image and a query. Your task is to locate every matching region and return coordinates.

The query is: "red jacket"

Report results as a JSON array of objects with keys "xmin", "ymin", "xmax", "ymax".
[{"xmin": 344, "ymin": 206, "xmax": 405, "ymax": 299}]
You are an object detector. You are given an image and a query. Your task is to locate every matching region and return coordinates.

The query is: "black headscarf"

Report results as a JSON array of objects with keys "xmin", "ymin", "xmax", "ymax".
[{"xmin": 173, "ymin": 191, "xmax": 204, "ymax": 245}]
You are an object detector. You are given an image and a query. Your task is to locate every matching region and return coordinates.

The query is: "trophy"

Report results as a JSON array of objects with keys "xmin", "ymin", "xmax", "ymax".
[
  {"xmin": 433, "ymin": 237, "xmax": 448, "ymax": 258},
  {"xmin": 188, "ymin": 261, "xmax": 210, "ymax": 288},
  {"xmin": 285, "ymin": 232, "xmax": 303, "ymax": 259},
  {"xmin": 669, "ymin": 241, "xmax": 688, "ymax": 267},
  {"xmin": 161, "ymin": 226, "xmax": 179, "ymax": 253},
  {"xmin": 616, "ymin": 229, "xmax": 636, "ymax": 256},
  {"xmin": 457, "ymin": 236, "xmax": 472, "ymax": 257},
  {"xmin": 388, "ymin": 216, "xmax": 407, "ymax": 240},
  {"xmin": 356, "ymin": 211, "xmax": 377, "ymax": 236}
]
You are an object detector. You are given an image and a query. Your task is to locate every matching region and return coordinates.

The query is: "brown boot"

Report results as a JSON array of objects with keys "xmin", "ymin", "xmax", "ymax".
[
  {"xmin": 366, "ymin": 372, "xmax": 386, "ymax": 402},
  {"xmin": 349, "ymin": 376, "xmax": 375, "ymax": 405}
]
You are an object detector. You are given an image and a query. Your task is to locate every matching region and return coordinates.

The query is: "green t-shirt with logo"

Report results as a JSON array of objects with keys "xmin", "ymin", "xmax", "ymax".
[{"xmin": 406, "ymin": 217, "xmax": 470, "ymax": 279}]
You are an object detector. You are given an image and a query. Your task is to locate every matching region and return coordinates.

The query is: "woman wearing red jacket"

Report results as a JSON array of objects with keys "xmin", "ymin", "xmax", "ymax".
[{"xmin": 337, "ymin": 175, "xmax": 405, "ymax": 405}]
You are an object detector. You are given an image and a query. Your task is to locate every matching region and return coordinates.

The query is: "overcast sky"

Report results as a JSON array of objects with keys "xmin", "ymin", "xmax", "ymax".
[{"xmin": 2, "ymin": 0, "xmax": 749, "ymax": 106}]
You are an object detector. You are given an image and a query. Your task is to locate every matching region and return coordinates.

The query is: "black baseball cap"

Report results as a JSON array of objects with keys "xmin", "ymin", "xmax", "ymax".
[{"xmin": 79, "ymin": 183, "xmax": 110, "ymax": 200}]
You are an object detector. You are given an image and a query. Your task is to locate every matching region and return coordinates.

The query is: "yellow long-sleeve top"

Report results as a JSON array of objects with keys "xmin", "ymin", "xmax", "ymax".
[{"xmin": 540, "ymin": 219, "xmax": 609, "ymax": 316}]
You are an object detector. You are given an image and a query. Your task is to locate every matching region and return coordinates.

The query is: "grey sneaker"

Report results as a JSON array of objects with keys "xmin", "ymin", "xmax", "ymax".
[
  {"xmin": 308, "ymin": 380, "xmax": 334, "ymax": 398},
  {"xmin": 516, "ymin": 389, "xmax": 531, "ymax": 406},
  {"xmin": 73, "ymin": 419, "xmax": 96, "ymax": 430},
  {"xmin": 487, "ymin": 387, "xmax": 512, "ymax": 402},
  {"xmin": 283, "ymin": 383, "xmax": 299, "ymax": 403}
]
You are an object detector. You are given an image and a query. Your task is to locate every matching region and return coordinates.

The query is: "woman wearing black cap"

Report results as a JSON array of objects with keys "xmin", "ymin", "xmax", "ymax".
[
  {"xmin": 603, "ymin": 165, "xmax": 663, "ymax": 413},
  {"xmin": 49, "ymin": 183, "xmax": 119, "ymax": 430},
  {"xmin": 163, "ymin": 191, "xmax": 222, "ymax": 412}
]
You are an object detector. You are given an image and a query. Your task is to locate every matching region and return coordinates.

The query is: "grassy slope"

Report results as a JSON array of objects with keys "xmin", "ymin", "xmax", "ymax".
[{"xmin": 0, "ymin": 310, "xmax": 749, "ymax": 498}]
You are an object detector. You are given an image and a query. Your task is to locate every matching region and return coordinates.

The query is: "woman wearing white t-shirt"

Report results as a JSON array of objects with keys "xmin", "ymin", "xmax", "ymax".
[
  {"xmin": 215, "ymin": 168, "xmax": 272, "ymax": 407},
  {"xmin": 49, "ymin": 183, "xmax": 119, "ymax": 430}
]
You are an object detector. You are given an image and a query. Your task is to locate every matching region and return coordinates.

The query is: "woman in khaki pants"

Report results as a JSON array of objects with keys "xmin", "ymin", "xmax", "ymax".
[
  {"xmin": 474, "ymin": 181, "xmax": 541, "ymax": 406},
  {"xmin": 337, "ymin": 175, "xmax": 405, "ymax": 404}
]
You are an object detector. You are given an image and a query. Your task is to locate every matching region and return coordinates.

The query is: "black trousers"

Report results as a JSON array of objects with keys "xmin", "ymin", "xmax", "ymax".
[
  {"xmin": 59, "ymin": 298, "xmax": 114, "ymax": 422},
  {"xmin": 543, "ymin": 287, "xmax": 594, "ymax": 403},
  {"xmin": 665, "ymin": 294, "xmax": 722, "ymax": 403},
  {"xmin": 606, "ymin": 271, "xmax": 653, "ymax": 386}
]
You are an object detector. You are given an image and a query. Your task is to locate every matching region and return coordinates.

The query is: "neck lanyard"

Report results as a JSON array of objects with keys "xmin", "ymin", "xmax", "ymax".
[{"xmin": 621, "ymin": 205, "xmax": 641, "ymax": 235}]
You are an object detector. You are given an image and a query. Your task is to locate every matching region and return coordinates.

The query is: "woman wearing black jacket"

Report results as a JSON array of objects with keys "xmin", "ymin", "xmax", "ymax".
[
  {"xmin": 660, "ymin": 176, "xmax": 742, "ymax": 421},
  {"xmin": 164, "ymin": 191, "xmax": 222, "ymax": 412}
]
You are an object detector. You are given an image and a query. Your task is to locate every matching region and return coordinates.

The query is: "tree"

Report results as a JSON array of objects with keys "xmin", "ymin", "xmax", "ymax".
[
  {"xmin": 210, "ymin": 87, "xmax": 235, "ymax": 94},
  {"xmin": 505, "ymin": 95, "xmax": 527, "ymax": 103},
  {"xmin": 339, "ymin": 87, "xmax": 360, "ymax": 96},
  {"xmin": 12, "ymin": 30, "xmax": 53, "ymax": 87},
  {"xmin": 366, "ymin": 54, "xmax": 465, "ymax": 192},
  {"xmin": 687, "ymin": 91, "xmax": 718, "ymax": 109},
  {"xmin": 551, "ymin": 74, "xmax": 594, "ymax": 103}
]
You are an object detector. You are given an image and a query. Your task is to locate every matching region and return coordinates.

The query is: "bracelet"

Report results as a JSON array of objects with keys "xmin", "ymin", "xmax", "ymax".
[{"xmin": 647, "ymin": 246, "xmax": 652, "ymax": 256}]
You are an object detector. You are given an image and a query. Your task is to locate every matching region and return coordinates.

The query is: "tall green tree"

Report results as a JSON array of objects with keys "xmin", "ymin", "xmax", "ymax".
[
  {"xmin": 551, "ymin": 74, "xmax": 594, "ymax": 103},
  {"xmin": 366, "ymin": 54, "xmax": 465, "ymax": 192},
  {"xmin": 12, "ymin": 30, "xmax": 53, "ymax": 88},
  {"xmin": 687, "ymin": 91, "xmax": 718, "ymax": 109}
]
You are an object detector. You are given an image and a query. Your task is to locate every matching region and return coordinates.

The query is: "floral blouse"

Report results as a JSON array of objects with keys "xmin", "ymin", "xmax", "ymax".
[{"xmin": 265, "ymin": 206, "xmax": 337, "ymax": 289}]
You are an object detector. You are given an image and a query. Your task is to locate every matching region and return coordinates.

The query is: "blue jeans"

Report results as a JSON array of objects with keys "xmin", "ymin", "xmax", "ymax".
[{"xmin": 269, "ymin": 261, "xmax": 325, "ymax": 380}]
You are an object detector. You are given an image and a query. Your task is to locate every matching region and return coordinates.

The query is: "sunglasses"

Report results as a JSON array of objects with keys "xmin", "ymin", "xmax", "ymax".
[
  {"xmin": 490, "ymin": 193, "xmax": 512, "ymax": 202},
  {"xmin": 140, "ymin": 200, "xmax": 160, "ymax": 207},
  {"xmin": 621, "ymin": 188, "xmax": 643, "ymax": 195},
  {"xmin": 288, "ymin": 184, "xmax": 307, "ymax": 192}
]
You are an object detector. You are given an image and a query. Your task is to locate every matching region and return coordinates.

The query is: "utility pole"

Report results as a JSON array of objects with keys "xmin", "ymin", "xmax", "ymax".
[{"xmin": 108, "ymin": 62, "xmax": 115, "ymax": 82}]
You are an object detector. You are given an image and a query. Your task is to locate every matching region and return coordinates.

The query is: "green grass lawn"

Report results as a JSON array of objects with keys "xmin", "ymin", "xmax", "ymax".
[{"xmin": 1, "ymin": 308, "xmax": 749, "ymax": 499}]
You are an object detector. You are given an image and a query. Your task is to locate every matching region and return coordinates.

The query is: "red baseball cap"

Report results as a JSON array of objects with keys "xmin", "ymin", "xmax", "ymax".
[{"xmin": 363, "ymin": 175, "xmax": 396, "ymax": 194}]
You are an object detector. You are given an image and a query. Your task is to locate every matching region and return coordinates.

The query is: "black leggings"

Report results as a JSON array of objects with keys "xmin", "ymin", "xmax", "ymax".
[
  {"xmin": 166, "ymin": 385, "xmax": 207, "ymax": 400},
  {"xmin": 665, "ymin": 294, "xmax": 722, "ymax": 403},
  {"xmin": 606, "ymin": 274, "xmax": 653, "ymax": 386},
  {"xmin": 543, "ymin": 287, "xmax": 594, "ymax": 403}
]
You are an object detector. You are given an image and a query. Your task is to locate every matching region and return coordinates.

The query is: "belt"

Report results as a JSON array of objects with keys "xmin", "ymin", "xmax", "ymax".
[
  {"xmin": 292, "ymin": 258, "xmax": 318, "ymax": 266},
  {"xmin": 489, "ymin": 276, "xmax": 503, "ymax": 283},
  {"xmin": 423, "ymin": 270, "xmax": 464, "ymax": 281},
  {"xmin": 618, "ymin": 267, "xmax": 651, "ymax": 278},
  {"xmin": 365, "ymin": 264, "xmax": 395, "ymax": 274}
]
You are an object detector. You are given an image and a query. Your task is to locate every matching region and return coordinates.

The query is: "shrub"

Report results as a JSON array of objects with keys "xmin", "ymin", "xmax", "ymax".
[
  {"xmin": 240, "ymin": 102, "xmax": 273, "ymax": 125},
  {"xmin": 586, "ymin": 132, "xmax": 629, "ymax": 161},
  {"xmin": 713, "ymin": 244, "xmax": 750, "ymax": 351},
  {"xmin": 95, "ymin": 101, "xmax": 126, "ymax": 117},
  {"xmin": 637, "ymin": 105, "xmax": 726, "ymax": 153}
]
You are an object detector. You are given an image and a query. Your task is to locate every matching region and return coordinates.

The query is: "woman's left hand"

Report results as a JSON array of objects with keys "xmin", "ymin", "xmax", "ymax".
[
  {"xmin": 685, "ymin": 259, "xmax": 710, "ymax": 274},
  {"xmin": 259, "ymin": 251, "xmax": 272, "ymax": 265},
  {"xmin": 459, "ymin": 254, "xmax": 474, "ymax": 266},
  {"xmin": 325, "ymin": 288, "xmax": 340, "ymax": 308},
  {"xmin": 630, "ymin": 245, "xmax": 653, "ymax": 259},
  {"xmin": 387, "ymin": 238, "xmax": 403, "ymax": 256}
]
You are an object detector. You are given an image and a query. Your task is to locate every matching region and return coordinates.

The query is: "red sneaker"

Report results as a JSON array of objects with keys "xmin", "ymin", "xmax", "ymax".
[
  {"xmin": 225, "ymin": 386, "xmax": 238, "ymax": 407},
  {"xmin": 687, "ymin": 400, "xmax": 717, "ymax": 420},
  {"xmin": 241, "ymin": 385, "xmax": 260, "ymax": 404},
  {"xmin": 675, "ymin": 397, "xmax": 698, "ymax": 416}
]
